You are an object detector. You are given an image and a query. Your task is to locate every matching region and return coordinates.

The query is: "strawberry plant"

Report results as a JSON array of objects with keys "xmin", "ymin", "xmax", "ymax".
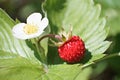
[{"xmin": 0, "ymin": 0, "xmax": 119, "ymax": 80}]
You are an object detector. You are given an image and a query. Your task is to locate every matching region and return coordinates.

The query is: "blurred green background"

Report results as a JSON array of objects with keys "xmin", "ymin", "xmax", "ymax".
[
  {"xmin": 0, "ymin": 0, "xmax": 120, "ymax": 80},
  {"xmin": 0, "ymin": 0, "xmax": 44, "ymax": 22}
]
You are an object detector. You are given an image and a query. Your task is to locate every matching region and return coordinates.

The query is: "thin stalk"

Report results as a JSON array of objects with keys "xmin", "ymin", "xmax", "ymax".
[
  {"xmin": 38, "ymin": 34, "xmax": 62, "ymax": 44},
  {"xmin": 34, "ymin": 39, "xmax": 47, "ymax": 64},
  {"xmin": 81, "ymin": 53, "xmax": 119, "ymax": 69}
]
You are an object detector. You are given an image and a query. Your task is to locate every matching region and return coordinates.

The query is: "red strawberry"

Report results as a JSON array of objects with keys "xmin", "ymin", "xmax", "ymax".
[{"xmin": 58, "ymin": 36, "xmax": 85, "ymax": 63}]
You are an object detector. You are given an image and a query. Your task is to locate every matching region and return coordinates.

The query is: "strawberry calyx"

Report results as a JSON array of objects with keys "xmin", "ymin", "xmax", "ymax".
[{"xmin": 38, "ymin": 27, "xmax": 73, "ymax": 47}]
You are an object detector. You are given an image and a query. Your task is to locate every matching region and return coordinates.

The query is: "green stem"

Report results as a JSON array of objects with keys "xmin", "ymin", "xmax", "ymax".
[
  {"xmin": 34, "ymin": 38, "xmax": 47, "ymax": 64},
  {"xmin": 33, "ymin": 34, "xmax": 62, "ymax": 68},
  {"xmin": 81, "ymin": 53, "xmax": 119, "ymax": 69},
  {"xmin": 38, "ymin": 34, "xmax": 62, "ymax": 44}
]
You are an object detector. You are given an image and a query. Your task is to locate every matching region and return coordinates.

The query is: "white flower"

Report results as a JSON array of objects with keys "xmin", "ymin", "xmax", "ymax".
[{"xmin": 12, "ymin": 13, "xmax": 48, "ymax": 40}]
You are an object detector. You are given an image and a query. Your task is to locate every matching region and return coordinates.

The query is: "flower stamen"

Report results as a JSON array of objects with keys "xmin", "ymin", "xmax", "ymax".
[{"xmin": 23, "ymin": 24, "xmax": 38, "ymax": 35}]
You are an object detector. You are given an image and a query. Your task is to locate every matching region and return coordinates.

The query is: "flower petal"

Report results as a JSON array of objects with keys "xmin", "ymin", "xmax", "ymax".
[
  {"xmin": 39, "ymin": 17, "xmax": 49, "ymax": 31},
  {"xmin": 27, "ymin": 13, "xmax": 42, "ymax": 26},
  {"xmin": 13, "ymin": 33, "xmax": 28, "ymax": 40},
  {"xmin": 25, "ymin": 30, "xmax": 44, "ymax": 39},
  {"xmin": 12, "ymin": 23, "xmax": 28, "ymax": 40},
  {"xmin": 12, "ymin": 23, "xmax": 25, "ymax": 34}
]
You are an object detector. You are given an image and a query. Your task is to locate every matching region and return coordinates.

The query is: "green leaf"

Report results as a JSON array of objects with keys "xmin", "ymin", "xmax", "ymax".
[
  {"xmin": 81, "ymin": 53, "xmax": 106, "ymax": 67},
  {"xmin": 94, "ymin": 0, "xmax": 120, "ymax": 55},
  {"xmin": 0, "ymin": 50, "xmax": 92, "ymax": 80},
  {"xmin": 40, "ymin": 53, "xmax": 119, "ymax": 80},
  {"xmin": 41, "ymin": 65, "xmax": 96, "ymax": 80},
  {"xmin": 0, "ymin": 8, "xmax": 40, "ymax": 63},
  {"xmin": 0, "ymin": 50, "xmax": 45, "ymax": 80},
  {"xmin": 39, "ymin": 64, "xmax": 91, "ymax": 80},
  {"xmin": 75, "ymin": 67, "xmax": 92, "ymax": 80},
  {"xmin": 44, "ymin": 0, "xmax": 111, "ymax": 64},
  {"xmin": 95, "ymin": 0, "xmax": 120, "ymax": 36}
]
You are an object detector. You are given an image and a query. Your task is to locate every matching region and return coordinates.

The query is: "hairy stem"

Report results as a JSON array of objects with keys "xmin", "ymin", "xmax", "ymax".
[{"xmin": 38, "ymin": 34, "xmax": 62, "ymax": 44}]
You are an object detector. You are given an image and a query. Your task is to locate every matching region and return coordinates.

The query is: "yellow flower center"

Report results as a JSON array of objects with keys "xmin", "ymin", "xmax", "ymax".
[{"xmin": 23, "ymin": 24, "xmax": 38, "ymax": 35}]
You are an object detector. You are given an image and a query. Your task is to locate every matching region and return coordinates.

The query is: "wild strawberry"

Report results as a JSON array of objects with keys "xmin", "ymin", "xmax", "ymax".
[
  {"xmin": 38, "ymin": 27, "xmax": 85, "ymax": 63},
  {"xmin": 58, "ymin": 36, "xmax": 85, "ymax": 63}
]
